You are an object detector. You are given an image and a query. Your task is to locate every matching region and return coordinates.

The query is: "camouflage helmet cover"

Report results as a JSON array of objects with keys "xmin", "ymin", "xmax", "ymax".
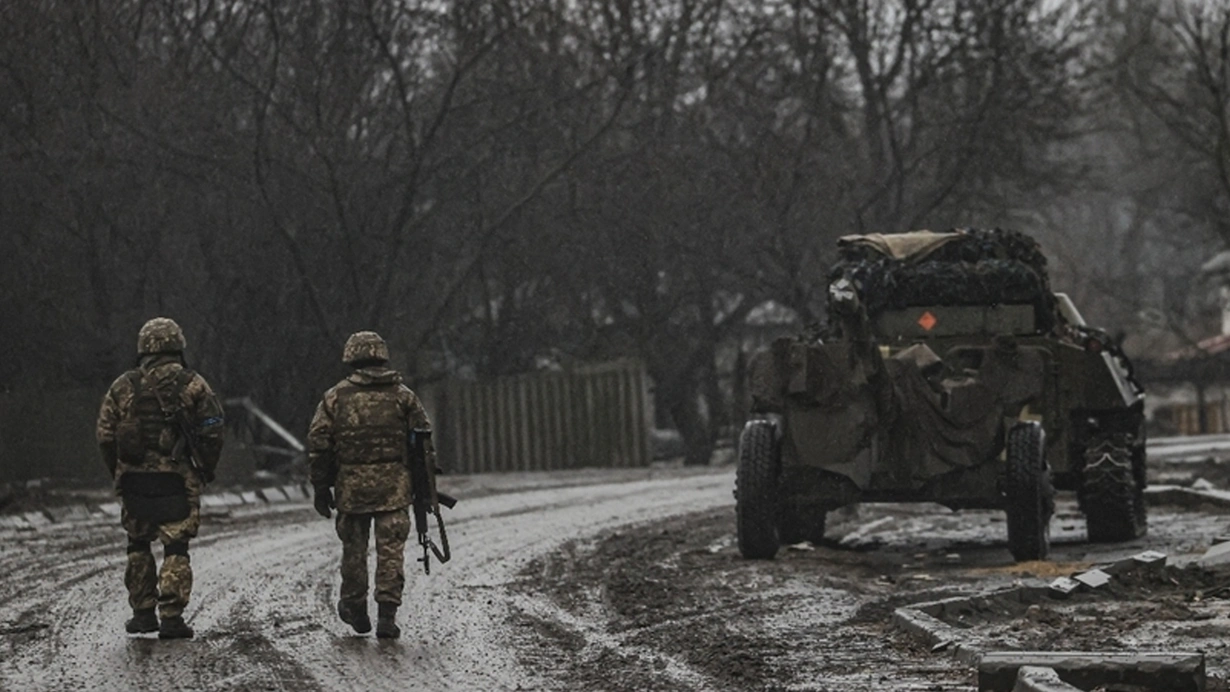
[
  {"xmin": 137, "ymin": 317, "xmax": 187, "ymax": 355},
  {"xmin": 342, "ymin": 331, "xmax": 390, "ymax": 365}
]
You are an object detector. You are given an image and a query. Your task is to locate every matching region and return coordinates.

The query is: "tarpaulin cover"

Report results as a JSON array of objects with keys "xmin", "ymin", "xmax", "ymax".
[
  {"xmin": 828, "ymin": 228, "xmax": 1055, "ymax": 334},
  {"xmin": 752, "ymin": 336, "xmax": 1044, "ymax": 489}
]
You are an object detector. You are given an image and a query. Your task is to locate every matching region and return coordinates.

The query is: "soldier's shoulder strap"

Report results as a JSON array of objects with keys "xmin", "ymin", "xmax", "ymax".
[
  {"xmin": 169, "ymin": 368, "xmax": 199, "ymax": 415},
  {"xmin": 123, "ymin": 369, "xmax": 144, "ymax": 402}
]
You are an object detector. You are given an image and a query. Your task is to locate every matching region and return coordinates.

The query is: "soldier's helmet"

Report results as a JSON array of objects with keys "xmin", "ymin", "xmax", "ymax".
[
  {"xmin": 342, "ymin": 331, "xmax": 390, "ymax": 366},
  {"xmin": 137, "ymin": 317, "xmax": 186, "ymax": 356}
]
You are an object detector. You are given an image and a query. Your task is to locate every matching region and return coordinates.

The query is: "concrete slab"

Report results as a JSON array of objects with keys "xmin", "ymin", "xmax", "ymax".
[
  {"xmin": 1072, "ymin": 569, "xmax": 1110, "ymax": 590},
  {"xmin": 1101, "ymin": 550, "xmax": 1167, "ymax": 576},
  {"xmin": 978, "ymin": 651, "xmax": 1205, "ymax": 692},
  {"xmin": 45, "ymin": 505, "xmax": 93, "ymax": 523},
  {"xmin": 1199, "ymin": 541, "xmax": 1230, "ymax": 569},
  {"xmin": 1047, "ymin": 577, "xmax": 1080, "ymax": 599},
  {"xmin": 95, "ymin": 502, "xmax": 122, "ymax": 518},
  {"xmin": 1129, "ymin": 550, "xmax": 1167, "ymax": 573},
  {"xmin": 1012, "ymin": 666, "xmax": 1083, "ymax": 692},
  {"xmin": 221, "ymin": 492, "xmax": 246, "ymax": 506},
  {"xmin": 200, "ymin": 494, "xmax": 230, "ymax": 509},
  {"xmin": 892, "ymin": 606, "xmax": 980, "ymax": 665},
  {"xmin": 0, "ymin": 515, "xmax": 29, "ymax": 530},
  {"xmin": 240, "ymin": 491, "xmax": 262, "ymax": 505},
  {"xmin": 22, "ymin": 511, "xmax": 50, "ymax": 528},
  {"xmin": 258, "ymin": 487, "xmax": 289, "ymax": 502},
  {"xmin": 280, "ymin": 484, "xmax": 308, "ymax": 501}
]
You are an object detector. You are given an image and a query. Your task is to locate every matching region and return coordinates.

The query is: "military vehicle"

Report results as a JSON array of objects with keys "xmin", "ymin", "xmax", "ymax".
[{"xmin": 737, "ymin": 229, "xmax": 1146, "ymax": 562}]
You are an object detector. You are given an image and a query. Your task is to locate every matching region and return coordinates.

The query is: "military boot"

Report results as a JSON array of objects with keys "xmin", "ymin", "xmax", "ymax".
[
  {"xmin": 375, "ymin": 603, "xmax": 400, "ymax": 639},
  {"xmin": 337, "ymin": 600, "xmax": 372, "ymax": 634},
  {"xmin": 158, "ymin": 615, "xmax": 194, "ymax": 639},
  {"xmin": 125, "ymin": 608, "xmax": 158, "ymax": 634}
]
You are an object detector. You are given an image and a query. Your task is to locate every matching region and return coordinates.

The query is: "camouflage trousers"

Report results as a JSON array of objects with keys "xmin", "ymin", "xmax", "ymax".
[
  {"xmin": 122, "ymin": 495, "xmax": 200, "ymax": 619},
  {"xmin": 336, "ymin": 508, "xmax": 410, "ymax": 607}
]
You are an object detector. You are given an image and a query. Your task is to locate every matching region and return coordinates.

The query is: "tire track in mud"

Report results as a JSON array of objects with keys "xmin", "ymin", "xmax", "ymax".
[
  {"xmin": 0, "ymin": 471, "xmax": 735, "ymax": 691},
  {"xmin": 510, "ymin": 506, "xmax": 980, "ymax": 691}
]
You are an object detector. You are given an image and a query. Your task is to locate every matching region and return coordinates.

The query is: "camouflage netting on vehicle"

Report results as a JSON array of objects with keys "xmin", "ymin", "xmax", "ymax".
[{"xmin": 827, "ymin": 228, "xmax": 1056, "ymax": 332}]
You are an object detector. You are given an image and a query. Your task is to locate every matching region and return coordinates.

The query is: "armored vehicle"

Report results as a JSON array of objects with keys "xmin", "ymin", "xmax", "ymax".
[{"xmin": 737, "ymin": 229, "xmax": 1145, "ymax": 562}]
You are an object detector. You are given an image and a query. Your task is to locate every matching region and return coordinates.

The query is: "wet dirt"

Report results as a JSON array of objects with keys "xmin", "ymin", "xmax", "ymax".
[
  {"xmin": 504, "ymin": 455, "xmax": 1230, "ymax": 691},
  {"xmin": 930, "ymin": 564, "xmax": 1230, "ymax": 690},
  {"xmin": 511, "ymin": 507, "xmax": 980, "ymax": 691},
  {"xmin": 0, "ymin": 469, "xmax": 736, "ymax": 691},
  {"xmin": 5, "ymin": 456, "xmax": 1230, "ymax": 690}
]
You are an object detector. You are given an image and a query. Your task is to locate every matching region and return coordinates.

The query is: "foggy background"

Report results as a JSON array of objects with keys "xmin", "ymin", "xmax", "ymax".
[{"xmin": 2, "ymin": 0, "xmax": 1227, "ymax": 485}]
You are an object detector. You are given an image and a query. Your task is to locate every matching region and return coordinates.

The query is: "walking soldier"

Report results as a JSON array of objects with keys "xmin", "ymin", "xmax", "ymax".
[
  {"xmin": 308, "ymin": 331, "xmax": 435, "ymax": 639},
  {"xmin": 96, "ymin": 317, "xmax": 224, "ymax": 639}
]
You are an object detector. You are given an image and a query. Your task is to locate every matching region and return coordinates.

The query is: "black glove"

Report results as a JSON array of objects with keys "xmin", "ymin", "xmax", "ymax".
[
  {"xmin": 313, "ymin": 486, "xmax": 335, "ymax": 519},
  {"xmin": 200, "ymin": 468, "xmax": 216, "ymax": 485}
]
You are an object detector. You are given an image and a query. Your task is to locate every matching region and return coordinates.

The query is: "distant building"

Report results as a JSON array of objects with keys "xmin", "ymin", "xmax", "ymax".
[{"xmin": 1143, "ymin": 251, "xmax": 1230, "ymax": 435}]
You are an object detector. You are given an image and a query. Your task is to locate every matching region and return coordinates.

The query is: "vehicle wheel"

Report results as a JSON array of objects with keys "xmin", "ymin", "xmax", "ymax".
[
  {"xmin": 736, "ymin": 420, "xmax": 780, "ymax": 559},
  {"xmin": 1004, "ymin": 422, "xmax": 1054, "ymax": 562},
  {"xmin": 779, "ymin": 504, "xmax": 827, "ymax": 545},
  {"xmin": 1082, "ymin": 433, "xmax": 1147, "ymax": 543}
]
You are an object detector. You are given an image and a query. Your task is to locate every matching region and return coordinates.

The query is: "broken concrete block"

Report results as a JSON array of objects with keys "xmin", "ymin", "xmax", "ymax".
[
  {"xmin": 22, "ymin": 511, "xmax": 50, "ymax": 528},
  {"xmin": 1048, "ymin": 577, "xmax": 1080, "ymax": 599},
  {"xmin": 200, "ymin": 494, "xmax": 230, "ymax": 509},
  {"xmin": 1012, "ymin": 666, "xmax": 1083, "ymax": 692},
  {"xmin": 44, "ymin": 505, "xmax": 92, "ymax": 523},
  {"xmin": 0, "ymin": 515, "xmax": 28, "ymax": 530},
  {"xmin": 1101, "ymin": 549, "xmax": 1167, "ymax": 576},
  {"xmin": 258, "ymin": 487, "xmax": 290, "ymax": 502},
  {"xmin": 240, "ymin": 491, "xmax": 261, "ymax": 505},
  {"xmin": 1073, "ymin": 569, "xmax": 1111, "ymax": 590},
  {"xmin": 1215, "ymin": 536, "xmax": 1230, "ymax": 545},
  {"xmin": 1192, "ymin": 478, "xmax": 1216, "ymax": 491},
  {"xmin": 280, "ymin": 484, "xmax": 308, "ymax": 501},
  {"xmin": 1129, "ymin": 550, "xmax": 1167, "ymax": 571},
  {"xmin": 892, "ymin": 606, "xmax": 965, "ymax": 650},
  {"xmin": 221, "ymin": 492, "xmax": 246, "ymax": 506},
  {"xmin": 978, "ymin": 651, "xmax": 1205, "ymax": 692},
  {"xmin": 1199, "ymin": 541, "xmax": 1230, "ymax": 569},
  {"xmin": 95, "ymin": 502, "xmax": 122, "ymax": 518}
]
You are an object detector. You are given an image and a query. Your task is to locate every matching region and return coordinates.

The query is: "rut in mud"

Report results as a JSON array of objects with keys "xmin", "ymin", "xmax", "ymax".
[{"xmin": 511, "ymin": 507, "xmax": 979, "ymax": 691}]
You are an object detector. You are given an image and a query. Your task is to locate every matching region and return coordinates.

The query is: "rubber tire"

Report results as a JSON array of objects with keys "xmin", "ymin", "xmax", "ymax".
[
  {"xmin": 779, "ymin": 504, "xmax": 827, "ymax": 546},
  {"xmin": 736, "ymin": 420, "xmax": 780, "ymax": 559},
  {"xmin": 1004, "ymin": 422, "xmax": 1053, "ymax": 562},
  {"xmin": 1082, "ymin": 434, "xmax": 1147, "ymax": 543}
]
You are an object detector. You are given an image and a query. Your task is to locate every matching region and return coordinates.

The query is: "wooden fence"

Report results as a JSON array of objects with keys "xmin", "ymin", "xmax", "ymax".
[{"xmin": 426, "ymin": 360, "xmax": 651, "ymax": 474}]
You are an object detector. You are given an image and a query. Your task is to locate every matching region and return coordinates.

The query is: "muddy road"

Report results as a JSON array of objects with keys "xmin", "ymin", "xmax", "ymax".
[
  {"xmin": 0, "ymin": 470, "xmax": 733, "ymax": 691},
  {"xmin": 2, "ymin": 462, "xmax": 1229, "ymax": 691}
]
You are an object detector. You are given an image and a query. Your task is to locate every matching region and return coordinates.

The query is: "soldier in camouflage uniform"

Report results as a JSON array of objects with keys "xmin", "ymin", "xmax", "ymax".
[
  {"xmin": 96, "ymin": 318, "xmax": 224, "ymax": 639},
  {"xmin": 308, "ymin": 331, "xmax": 434, "ymax": 639}
]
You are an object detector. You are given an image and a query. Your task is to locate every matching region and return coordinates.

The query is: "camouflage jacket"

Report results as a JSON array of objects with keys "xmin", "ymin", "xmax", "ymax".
[
  {"xmin": 307, "ymin": 367, "xmax": 433, "ymax": 514},
  {"xmin": 96, "ymin": 355, "xmax": 225, "ymax": 484}
]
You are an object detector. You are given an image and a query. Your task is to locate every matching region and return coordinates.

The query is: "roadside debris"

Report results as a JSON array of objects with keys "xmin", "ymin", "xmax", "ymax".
[{"xmin": 977, "ymin": 651, "xmax": 1205, "ymax": 692}]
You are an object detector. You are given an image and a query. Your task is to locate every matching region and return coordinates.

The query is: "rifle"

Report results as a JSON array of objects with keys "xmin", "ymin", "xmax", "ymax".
[
  {"xmin": 146, "ymin": 371, "xmax": 210, "ymax": 484},
  {"xmin": 409, "ymin": 428, "xmax": 457, "ymax": 574},
  {"xmin": 170, "ymin": 416, "xmax": 208, "ymax": 483}
]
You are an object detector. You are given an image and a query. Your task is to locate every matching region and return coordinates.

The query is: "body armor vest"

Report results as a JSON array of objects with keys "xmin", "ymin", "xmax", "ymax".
[
  {"xmin": 333, "ymin": 383, "xmax": 407, "ymax": 466},
  {"xmin": 115, "ymin": 368, "xmax": 194, "ymax": 464}
]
